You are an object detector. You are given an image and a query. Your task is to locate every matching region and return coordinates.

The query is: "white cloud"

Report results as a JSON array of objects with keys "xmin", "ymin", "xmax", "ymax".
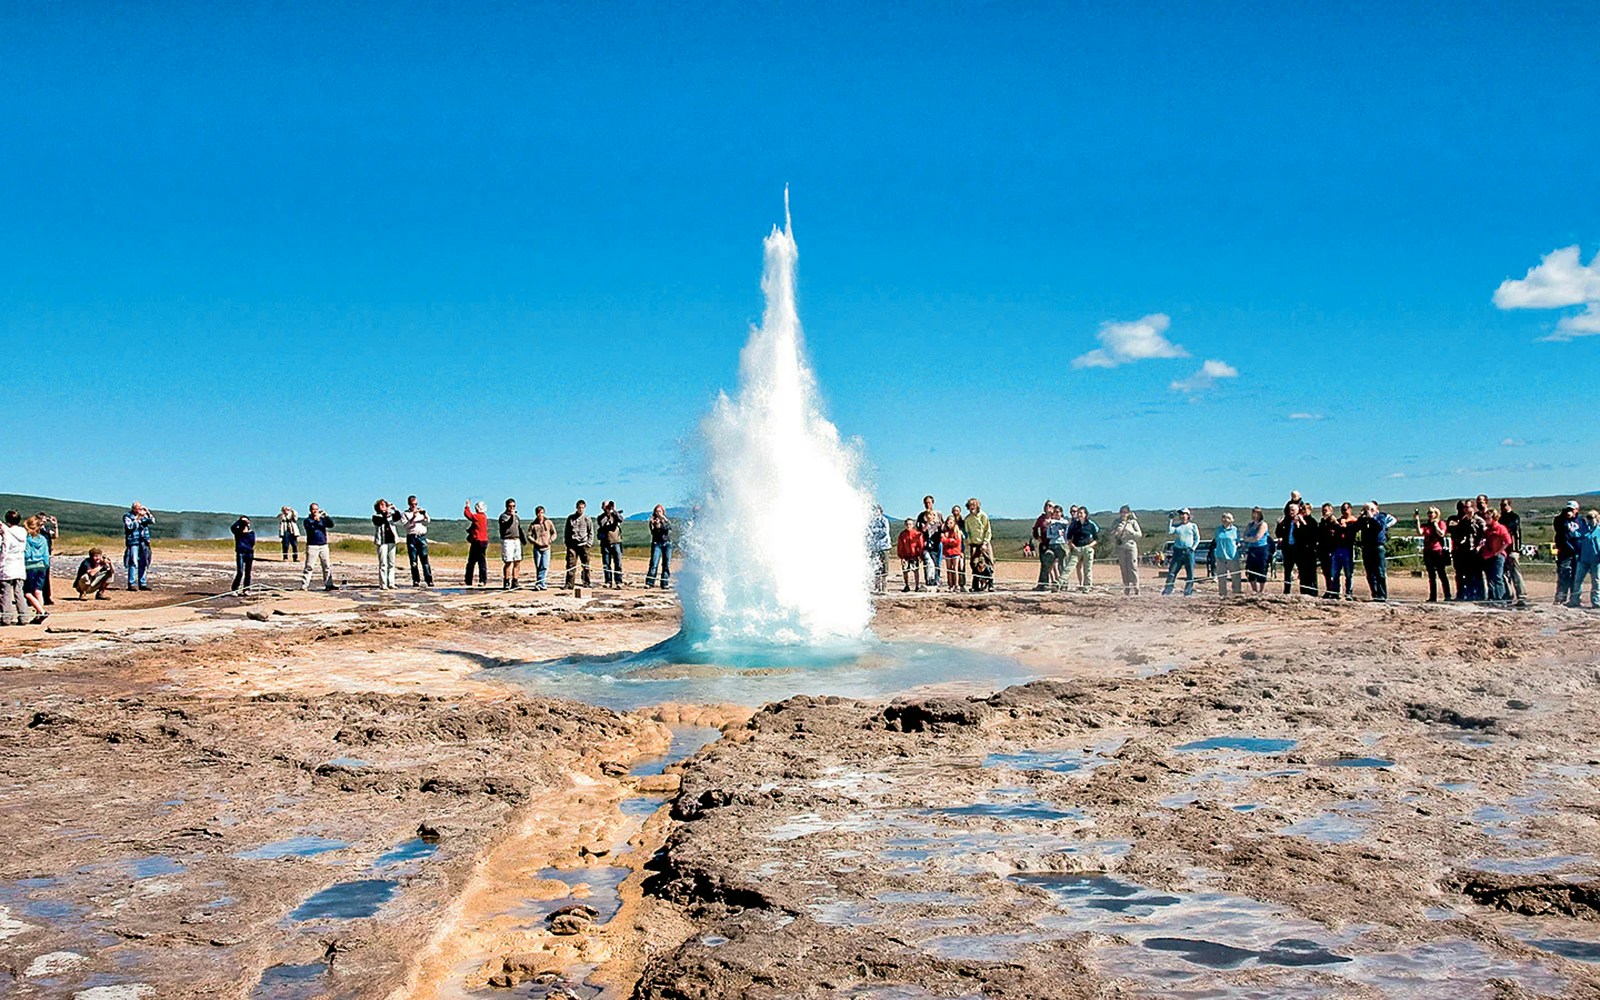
[
  {"xmin": 1500, "ymin": 437, "xmax": 1525, "ymax": 447},
  {"xmin": 1169, "ymin": 359, "xmax": 1238, "ymax": 396},
  {"xmin": 1287, "ymin": 412, "xmax": 1323, "ymax": 421},
  {"xmin": 1494, "ymin": 245, "xmax": 1600, "ymax": 341},
  {"xmin": 1386, "ymin": 472, "xmax": 1407, "ymax": 479},
  {"xmin": 1072, "ymin": 313, "xmax": 1188, "ymax": 369}
]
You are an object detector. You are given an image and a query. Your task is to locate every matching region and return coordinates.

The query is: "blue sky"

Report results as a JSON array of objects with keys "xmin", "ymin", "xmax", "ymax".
[{"xmin": 5, "ymin": 2, "xmax": 1597, "ymax": 518}]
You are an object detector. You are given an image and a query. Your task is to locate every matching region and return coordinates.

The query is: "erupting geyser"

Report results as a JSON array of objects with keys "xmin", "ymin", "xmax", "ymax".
[{"xmin": 678, "ymin": 192, "xmax": 874, "ymax": 652}]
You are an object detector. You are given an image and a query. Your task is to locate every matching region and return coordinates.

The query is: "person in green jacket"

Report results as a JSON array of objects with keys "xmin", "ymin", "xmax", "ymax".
[{"xmin": 963, "ymin": 497, "xmax": 993, "ymax": 592}]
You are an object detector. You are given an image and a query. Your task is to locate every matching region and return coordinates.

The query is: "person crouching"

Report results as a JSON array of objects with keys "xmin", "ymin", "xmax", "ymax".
[{"xmin": 74, "ymin": 548, "xmax": 116, "ymax": 599}]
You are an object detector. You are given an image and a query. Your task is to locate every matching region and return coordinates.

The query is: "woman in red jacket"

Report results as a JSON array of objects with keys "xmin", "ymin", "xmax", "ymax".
[
  {"xmin": 942, "ymin": 515, "xmax": 966, "ymax": 592},
  {"xmin": 896, "ymin": 520, "xmax": 926, "ymax": 593},
  {"xmin": 463, "ymin": 500, "xmax": 490, "ymax": 587},
  {"xmin": 1413, "ymin": 507, "xmax": 1452, "ymax": 603},
  {"xmin": 1479, "ymin": 510, "xmax": 1514, "ymax": 604}
]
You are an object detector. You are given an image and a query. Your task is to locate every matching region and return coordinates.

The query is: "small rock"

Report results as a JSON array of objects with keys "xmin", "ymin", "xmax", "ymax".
[{"xmin": 245, "ymin": 610, "xmax": 270, "ymax": 622}]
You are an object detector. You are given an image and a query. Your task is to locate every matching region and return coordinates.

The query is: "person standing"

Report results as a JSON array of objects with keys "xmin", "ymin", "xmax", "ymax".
[
  {"xmin": 1111, "ymin": 506, "xmax": 1142, "ymax": 595},
  {"xmin": 1554, "ymin": 500, "xmax": 1580, "ymax": 605},
  {"xmin": 916, "ymin": 496, "xmax": 943, "ymax": 589},
  {"xmin": 371, "ymin": 500, "xmax": 402, "ymax": 590},
  {"xmin": 597, "ymin": 501, "xmax": 625, "ymax": 588},
  {"xmin": 645, "ymin": 505, "xmax": 672, "ymax": 589},
  {"xmin": 0, "ymin": 512, "xmax": 25, "ymax": 625},
  {"xmin": 1276, "ymin": 502, "xmax": 1317, "ymax": 596},
  {"xmin": 300, "ymin": 503, "xmax": 337, "ymax": 591},
  {"xmin": 73, "ymin": 548, "xmax": 115, "ymax": 599},
  {"xmin": 896, "ymin": 519, "xmax": 925, "ymax": 592},
  {"xmin": 1479, "ymin": 509, "xmax": 1513, "ymax": 604},
  {"xmin": 1415, "ymin": 507, "xmax": 1453, "ymax": 602},
  {"xmin": 1354, "ymin": 500, "xmax": 1397, "ymax": 601},
  {"xmin": 1242, "ymin": 507, "xmax": 1271, "ymax": 594},
  {"xmin": 1064, "ymin": 506, "xmax": 1099, "ymax": 592},
  {"xmin": 402, "ymin": 496, "xmax": 433, "ymax": 588},
  {"xmin": 1029, "ymin": 499, "xmax": 1054, "ymax": 590},
  {"xmin": 1213, "ymin": 512, "xmax": 1242, "ymax": 596},
  {"xmin": 34, "ymin": 511, "xmax": 57, "ymax": 605},
  {"xmin": 941, "ymin": 515, "xmax": 966, "ymax": 591},
  {"xmin": 964, "ymin": 498, "xmax": 994, "ymax": 593},
  {"xmin": 123, "ymin": 502, "xmax": 155, "ymax": 591},
  {"xmin": 524, "ymin": 505, "xmax": 556, "ymax": 591},
  {"xmin": 564, "ymin": 500, "xmax": 594, "ymax": 588},
  {"xmin": 21, "ymin": 518, "xmax": 50, "ymax": 624},
  {"xmin": 1498, "ymin": 498, "xmax": 1527, "ymax": 606},
  {"xmin": 498, "ymin": 499, "xmax": 524, "ymax": 590},
  {"xmin": 1163, "ymin": 508, "xmax": 1200, "ymax": 596},
  {"xmin": 1322, "ymin": 502, "xmax": 1357, "ymax": 599},
  {"xmin": 1042, "ymin": 505, "xmax": 1072, "ymax": 592},
  {"xmin": 230, "ymin": 515, "xmax": 257, "ymax": 591},
  {"xmin": 463, "ymin": 500, "xmax": 490, "ymax": 587},
  {"xmin": 867, "ymin": 504, "xmax": 892, "ymax": 595},
  {"xmin": 279, "ymin": 506, "xmax": 300, "ymax": 561},
  {"xmin": 1566, "ymin": 509, "xmax": 1600, "ymax": 609}
]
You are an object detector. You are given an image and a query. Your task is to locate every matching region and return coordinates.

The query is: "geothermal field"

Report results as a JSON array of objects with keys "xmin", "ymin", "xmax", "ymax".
[{"xmin": 4, "ymin": 212, "xmax": 1599, "ymax": 1000}]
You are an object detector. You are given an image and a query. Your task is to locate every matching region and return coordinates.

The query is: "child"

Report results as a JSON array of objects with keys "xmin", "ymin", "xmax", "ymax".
[
  {"xmin": 942, "ymin": 515, "xmax": 966, "ymax": 591},
  {"xmin": 896, "ymin": 519, "xmax": 926, "ymax": 592}
]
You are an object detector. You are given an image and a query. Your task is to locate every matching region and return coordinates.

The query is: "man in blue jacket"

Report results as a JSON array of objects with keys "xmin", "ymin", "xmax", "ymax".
[
  {"xmin": 300, "ymin": 503, "xmax": 337, "ymax": 591},
  {"xmin": 1566, "ymin": 509, "xmax": 1600, "ymax": 609},
  {"xmin": 123, "ymin": 502, "xmax": 155, "ymax": 591}
]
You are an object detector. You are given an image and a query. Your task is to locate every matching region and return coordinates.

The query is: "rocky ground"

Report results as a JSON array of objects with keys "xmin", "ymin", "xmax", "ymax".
[{"xmin": 1, "ymin": 551, "xmax": 1598, "ymax": 998}]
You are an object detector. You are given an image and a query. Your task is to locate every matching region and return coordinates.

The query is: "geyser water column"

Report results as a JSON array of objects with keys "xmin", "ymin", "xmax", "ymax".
[{"xmin": 678, "ymin": 193, "xmax": 874, "ymax": 653}]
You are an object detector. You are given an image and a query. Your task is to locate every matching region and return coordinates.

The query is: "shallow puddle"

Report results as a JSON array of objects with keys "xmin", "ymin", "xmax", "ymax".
[
  {"xmin": 498, "ymin": 641, "xmax": 1032, "ymax": 711},
  {"xmin": 522, "ymin": 866, "xmax": 629, "ymax": 926},
  {"xmin": 250, "ymin": 961, "xmax": 327, "ymax": 999},
  {"xmin": 236, "ymin": 836, "xmax": 349, "ymax": 860},
  {"xmin": 630, "ymin": 726, "xmax": 721, "ymax": 776},
  {"xmin": 1176, "ymin": 737, "xmax": 1297, "ymax": 754},
  {"xmin": 1323, "ymin": 756, "xmax": 1395, "ymax": 769},
  {"xmin": 289, "ymin": 878, "xmax": 398, "ymax": 921}
]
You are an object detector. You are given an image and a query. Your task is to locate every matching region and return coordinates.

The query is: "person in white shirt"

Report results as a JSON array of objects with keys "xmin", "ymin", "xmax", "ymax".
[
  {"xmin": 1, "ymin": 511, "xmax": 29, "ymax": 625},
  {"xmin": 402, "ymin": 495, "xmax": 433, "ymax": 587}
]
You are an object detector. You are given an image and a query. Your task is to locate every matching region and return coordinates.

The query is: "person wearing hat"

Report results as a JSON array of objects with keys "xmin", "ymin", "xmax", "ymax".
[
  {"xmin": 1566, "ymin": 509, "xmax": 1600, "ymax": 610},
  {"xmin": 1555, "ymin": 500, "xmax": 1581, "ymax": 605},
  {"xmin": 1163, "ymin": 508, "xmax": 1200, "ymax": 596}
]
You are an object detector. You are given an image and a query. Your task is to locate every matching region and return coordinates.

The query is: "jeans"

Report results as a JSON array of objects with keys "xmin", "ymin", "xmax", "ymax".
[
  {"xmin": 0, "ymin": 578, "xmax": 23, "ymax": 623},
  {"xmin": 1556, "ymin": 556, "xmax": 1576, "ymax": 604},
  {"xmin": 1569, "ymin": 559, "xmax": 1599, "ymax": 608},
  {"xmin": 1163, "ymin": 547, "xmax": 1195, "ymax": 595},
  {"xmin": 533, "ymin": 546, "xmax": 550, "ymax": 588},
  {"xmin": 924, "ymin": 546, "xmax": 943, "ymax": 587},
  {"xmin": 1036, "ymin": 546, "xmax": 1053, "ymax": 588},
  {"xmin": 124, "ymin": 541, "xmax": 151, "ymax": 588},
  {"xmin": 406, "ymin": 535, "xmax": 433, "ymax": 586},
  {"xmin": 232, "ymin": 552, "xmax": 254, "ymax": 591},
  {"xmin": 282, "ymin": 532, "xmax": 298, "ymax": 560},
  {"xmin": 376, "ymin": 542, "xmax": 397, "ymax": 589},
  {"xmin": 602, "ymin": 542, "xmax": 624, "ymax": 586},
  {"xmin": 1363, "ymin": 547, "xmax": 1387, "ymax": 601},
  {"xmin": 566, "ymin": 544, "xmax": 592, "ymax": 587},
  {"xmin": 646, "ymin": 541, "xmax": 672, "ymax": 588},
  {"xmin": 1328, "ymin": 548, "xmax": 1354, "ymax": 597},
  {"xmin": 1245, "ymin": 546, "xmax": 1269, "ymax": 587},
  {"xmin": 302, "ymin": 544, "xmax": 334, "ymax": 589},
  {"xmin": 872, "ymin": 550, "xmax": 888, "ymax": 593},
  {"xmin": 1065, "ymin": 543, "xmax": 1094, "ymax": 591},
  {"xmin": 466, "ymin": 540, "xmax": 488, "ymax": 585},
  {"xmin": 1041, "ymin": 544, "xmax": 1068, "ymax": 589},
  {"xmin": 1424, "ymin": 553, "xmax": 1452, "ymax": 602},
  {"xmin": 1484, "ymin": 553, "xmax": 1507, "ymax": 602}
]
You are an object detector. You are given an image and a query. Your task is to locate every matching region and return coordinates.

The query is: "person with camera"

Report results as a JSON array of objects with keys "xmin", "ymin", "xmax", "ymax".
[
  {"xmin": 402, "ymin": 495, "xmax": 433, "ymax": 588},
  {"xmin": 1498, "ymin": 498, "xmax": 1527, "ymax": 606},
  {"xmin": 1554, "ymin": 500, "xmax": 1581, "ymax": 605},
  {"xmin": 0, "ymin": 511, "xmax": 25, "ymax": 624},
  {"xmin": 230, "ymin": 515, "xmax": 257, "ymax": 591},
  {"xmin": 34, "ymin": 511, "xmax": 57, "ymax": 605},
  {"xmin": 1064, "ymin": 505, "xmax": 1100, "ymax": 592},
  {"xmin": 1241, "ymin": 507, "xmax": 1271, "ymax": 594},
  {"xmin": 1163, "ymin": 508, "xmax": 1200, "ymax": 596},
  {"xmin": 123, "ymin": 502, "xmax": 156, "ymax": 591},
  {"xmin": 1565, "ymin": 509, "xmax": 1600, "ymax": 609},
  {"xmin": 300, "ymin": 503, "xmax": 337, "ymax": 591},
  {"xmin": 597, "ymin": 500, "xmax": 625, "ymax": 588},
  {"xmin": 371, "ymin": 499, "xmax": 403, "ymax": 590},
  {"xmin": 463, "ymin": 500, "xmax": 490, "ymax": 587},
  {"xmin": 645, "ymin": 504, "xmax": 673, "ymax": 589},
  {"xmin": 1111, "ymin": 506, "xmax": 1141, "ymax": 595},
  {"xmin": 73, "ymin": 548, "xmax": 115, "ymax": 600},
  {"xmin": 529, "ymin": 504, "xmax": 558, "ymax": 590},
  {"xmin": 1414, "ymin": 506, "xmax": 1452, "ymax": 602}
]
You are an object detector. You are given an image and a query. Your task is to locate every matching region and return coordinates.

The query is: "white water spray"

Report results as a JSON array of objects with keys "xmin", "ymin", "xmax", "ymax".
[{"xmin": 679, "ymin": 192, "xmax": 874, "ymax": 650}]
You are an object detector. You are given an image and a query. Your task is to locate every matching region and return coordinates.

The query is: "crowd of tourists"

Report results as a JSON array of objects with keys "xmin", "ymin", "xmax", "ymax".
[
  {"xmin": 4, "ymin": 490, "xmax": 1598, "ymax": 625},
  {"xmin": 863, "ymin": 492, "xmax": 1600, "ymax": 610}
]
